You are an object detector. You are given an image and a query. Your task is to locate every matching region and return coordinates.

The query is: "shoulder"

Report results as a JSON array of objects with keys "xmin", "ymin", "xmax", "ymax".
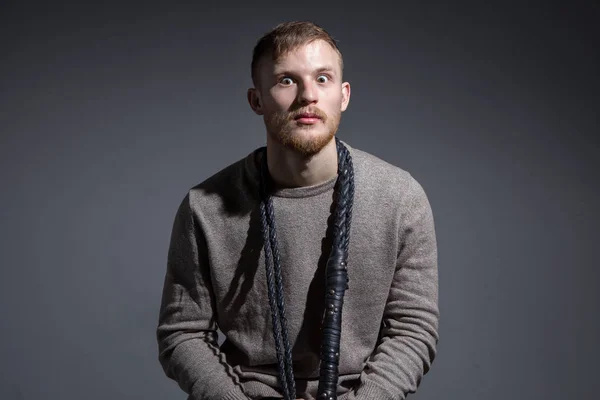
[
  {"xmin": 347, "ymin": 144, "xmax": 417, "ymax": 197},
  {"xmin": 183, "ymin": 149, "xmax": 261, "ymax": 217},
  {"xmin": 345, "ymin": 144, "xmax": 435, "ymax": 239}
]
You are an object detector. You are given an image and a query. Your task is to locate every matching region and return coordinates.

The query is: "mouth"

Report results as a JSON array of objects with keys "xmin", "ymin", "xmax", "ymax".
[{"xmin": 294, "ymin": 113, "xmax": 322, "ymax": 124}]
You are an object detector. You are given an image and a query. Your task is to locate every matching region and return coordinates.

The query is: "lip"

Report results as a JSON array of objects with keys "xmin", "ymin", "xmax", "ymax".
[
  {"xmin": 294, "ymin": 113, "xmax": 321, "ymax": 124},
  {"xmin": 295, "ymin": 117, "xmax": 320, "ymax": 124}
]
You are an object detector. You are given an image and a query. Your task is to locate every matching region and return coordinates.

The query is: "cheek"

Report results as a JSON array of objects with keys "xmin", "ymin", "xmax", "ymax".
[
  {"xmin": 324, "ymin": 91, "xmax": 344, "ymax": 112},
  {"xmin": 269, "ymin": 88, "xmax": 296, "ymax": 108}
]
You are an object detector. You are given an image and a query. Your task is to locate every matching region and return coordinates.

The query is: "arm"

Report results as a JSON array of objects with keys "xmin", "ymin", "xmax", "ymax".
[
  {"xmin": 347, "ymin": 176, "xmax": 440, "ymax": 400},
  {"xmin": 157, "ymin": 193, "xmax": 248, "ymax": 400}
]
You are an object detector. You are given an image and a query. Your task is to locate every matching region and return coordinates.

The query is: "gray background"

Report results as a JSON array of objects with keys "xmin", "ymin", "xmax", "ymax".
[{"xmin": 1, "ymin": 1, "xmax": 598, "ymax": 399}]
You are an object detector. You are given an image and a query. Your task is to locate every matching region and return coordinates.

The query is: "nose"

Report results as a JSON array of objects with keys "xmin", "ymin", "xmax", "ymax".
[{"xmin": 297, "ymin": 80, "xmax": 318, "ymax": 105}]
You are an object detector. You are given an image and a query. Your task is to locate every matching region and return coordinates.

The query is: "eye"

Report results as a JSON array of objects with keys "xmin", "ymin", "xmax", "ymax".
[
  {"xmin": 279, "ymin": 77, "xmax": 294, "ymax": 85},
  {"xmin": 317, "ymin": 75, "xmax": 329, "ymax": 83}
]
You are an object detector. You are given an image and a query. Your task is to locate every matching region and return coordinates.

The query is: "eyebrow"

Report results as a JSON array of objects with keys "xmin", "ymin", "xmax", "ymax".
[{"xmin": 273, "ymin": 66, "xmax": 338, "ymax": 76}]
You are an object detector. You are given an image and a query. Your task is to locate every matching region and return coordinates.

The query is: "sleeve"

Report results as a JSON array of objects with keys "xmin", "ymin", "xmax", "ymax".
[
  {"xmin": 156, "ymin": 193, "xmax": 249, "ymax": 400},
  {"xmin": 346, "ymin": 176, "xmax": 440, "ymax": 400}
]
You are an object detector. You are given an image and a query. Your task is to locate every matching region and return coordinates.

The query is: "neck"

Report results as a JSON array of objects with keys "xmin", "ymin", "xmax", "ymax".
[{"xmin": 265, "ymin": 136, "xmax": 338, "ymax": 189}]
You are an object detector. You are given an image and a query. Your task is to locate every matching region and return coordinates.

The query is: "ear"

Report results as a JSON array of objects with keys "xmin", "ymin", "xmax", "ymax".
[
  {"xmin": 247, "ymin": 88, "xmax": 264, "ymax": 115},
  {"xmin": 340, "ymin": 81, "xmax": 351, "ymax": 112}
]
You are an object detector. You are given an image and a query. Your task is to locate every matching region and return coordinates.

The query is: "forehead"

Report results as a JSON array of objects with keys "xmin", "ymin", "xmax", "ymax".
[{"xmin": 263, "ymin": 40, "xmax": 342, "ymax": 74}]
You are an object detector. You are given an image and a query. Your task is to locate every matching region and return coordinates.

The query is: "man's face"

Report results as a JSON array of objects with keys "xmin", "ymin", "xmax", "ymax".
[{"xmin": 249, "ymin": 39, "xmax": 351, "ymax": 156}]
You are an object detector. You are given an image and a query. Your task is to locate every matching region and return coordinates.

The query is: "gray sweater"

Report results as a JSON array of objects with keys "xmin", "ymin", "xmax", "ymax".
[{"xmin": 156, "ymin": 142, "xmax": 439, "ymax": 400}]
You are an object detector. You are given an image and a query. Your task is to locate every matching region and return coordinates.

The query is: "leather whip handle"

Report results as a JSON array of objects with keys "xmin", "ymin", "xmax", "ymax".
[{"xmin": 316, "ymin": 246, "xmax": 349, "ymax": 400}]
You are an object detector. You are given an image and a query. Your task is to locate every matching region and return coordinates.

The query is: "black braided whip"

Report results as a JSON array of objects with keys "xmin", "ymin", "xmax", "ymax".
[
  {"xmin": 258, "ymin": 137, "xmax": 354, "ymax": 400},
  {"xmin": 316, "ymin": 139, "xmax": 354, "ymax": 400},
  {"xmin": 259, "ymin": 160, "xmax": 296, "ymax": 400}
]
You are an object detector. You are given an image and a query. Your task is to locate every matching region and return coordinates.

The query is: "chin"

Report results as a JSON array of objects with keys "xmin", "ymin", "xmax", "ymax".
[{"xmin": 279, "ymin": 128, "xmax": 336, "ymax": 156}]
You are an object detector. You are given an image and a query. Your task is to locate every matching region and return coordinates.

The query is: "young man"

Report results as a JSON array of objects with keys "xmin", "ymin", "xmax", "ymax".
[{"xmin": 156, "ymin": 21, "xmax": 439, "ymax": 400}]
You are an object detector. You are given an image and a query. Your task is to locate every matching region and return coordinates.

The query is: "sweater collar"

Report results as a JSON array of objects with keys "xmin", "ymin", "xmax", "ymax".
[{"xmin": 244, "ymin": 140, "xmax": 354, "ymax": 199}]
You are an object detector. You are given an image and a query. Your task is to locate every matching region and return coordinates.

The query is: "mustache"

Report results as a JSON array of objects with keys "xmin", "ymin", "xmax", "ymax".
[{"xmin": 288, "ymin": 107, "xmax": 327, "ymax": 121}]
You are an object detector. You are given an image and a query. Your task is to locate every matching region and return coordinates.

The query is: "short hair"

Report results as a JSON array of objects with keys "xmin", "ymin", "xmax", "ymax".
[{"xmin": 251, "ymin": 21, "xmax": 344, "ymax": 87}]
